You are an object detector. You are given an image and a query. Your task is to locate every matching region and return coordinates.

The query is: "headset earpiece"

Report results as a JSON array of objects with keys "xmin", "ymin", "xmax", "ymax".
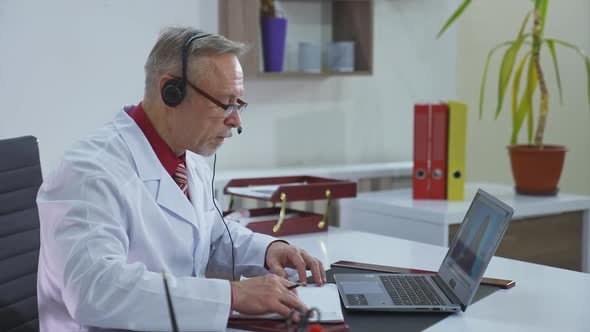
[
  {"xmin": 161, "ymin": 79, "xmax": 185, "ymax": 107},
  {"xmin": 160, "ymin": 31, "xmax": 211, "ymax": 108}
]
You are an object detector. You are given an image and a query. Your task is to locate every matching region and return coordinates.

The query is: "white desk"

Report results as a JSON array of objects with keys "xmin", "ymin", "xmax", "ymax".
[
  {"xmin": 339, "ymin": 182, "xmax": 590, "ymax": 272},
  {"xmin": 265, "ymin": 228, "xmax": 590, "ymax": 331}
]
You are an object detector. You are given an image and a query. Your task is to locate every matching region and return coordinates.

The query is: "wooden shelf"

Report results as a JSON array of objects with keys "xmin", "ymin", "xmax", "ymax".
[
  {"xmin": 253, "ymin": 70, "xmax": 372, "ymax": 78},
  {"xmin": 219, "ymin": 0, "xmax": 373, "ymax": 78}
]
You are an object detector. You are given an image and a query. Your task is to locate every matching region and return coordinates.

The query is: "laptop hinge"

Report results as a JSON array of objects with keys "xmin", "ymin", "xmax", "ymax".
[{"xmin": 432, "ymin": 275, "xmax": 466, "ymax": 312}]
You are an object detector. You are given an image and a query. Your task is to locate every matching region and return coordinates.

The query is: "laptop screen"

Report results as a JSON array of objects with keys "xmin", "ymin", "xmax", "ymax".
[{"xmin": 438, "ymin": 189, "xmax": 514, "ymax": 308}]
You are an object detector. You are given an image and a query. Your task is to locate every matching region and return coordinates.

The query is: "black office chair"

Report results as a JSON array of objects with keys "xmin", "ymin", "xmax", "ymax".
[{"xmin": 0, "ymin": 136, "xmax": 42, "ymax": 332}]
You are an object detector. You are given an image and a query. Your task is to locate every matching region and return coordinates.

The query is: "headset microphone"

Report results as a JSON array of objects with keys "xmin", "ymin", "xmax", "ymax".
[{"xmin": 237, "ymin": 127, "xmax": 243, "ymax": 135}]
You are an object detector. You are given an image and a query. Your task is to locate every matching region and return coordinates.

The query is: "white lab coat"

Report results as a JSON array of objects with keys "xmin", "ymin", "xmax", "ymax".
[{"xmin": 37, "ymin": 108, "xmax": 276, "ymax": 331}]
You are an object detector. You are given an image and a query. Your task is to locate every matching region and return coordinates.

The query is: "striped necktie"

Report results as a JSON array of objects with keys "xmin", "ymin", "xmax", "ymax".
[{"xmin": 173, "ymin": 160, "xmax": 188, "ymax": 197}]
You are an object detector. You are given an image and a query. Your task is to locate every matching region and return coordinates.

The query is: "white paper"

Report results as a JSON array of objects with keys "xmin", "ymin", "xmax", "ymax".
[
  {"xmin": 225, "ymin": 186, "xmax": 277, "ymax": 199},
  {"xmin": 231, "ymin": 284, "xmax": 344, "ymax": 322},
  {"xmin": 226, "ymin": 182, "xmax": 309, "ymax": 199}
]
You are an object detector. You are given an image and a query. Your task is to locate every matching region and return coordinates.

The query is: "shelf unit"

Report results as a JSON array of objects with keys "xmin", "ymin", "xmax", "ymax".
[{"xmin": 219, "ymin": 0, "xmax": 373, "ymax": 78}]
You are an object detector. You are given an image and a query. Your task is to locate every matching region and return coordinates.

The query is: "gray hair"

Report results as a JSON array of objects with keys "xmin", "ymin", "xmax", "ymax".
[{"xmin": 144, "ymin": 26, "xmax": 248, "ymax": 100}]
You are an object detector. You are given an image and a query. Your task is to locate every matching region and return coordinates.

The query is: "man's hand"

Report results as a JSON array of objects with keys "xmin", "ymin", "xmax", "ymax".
[
  {"xmin": 265, "ymin": 241, "xmax": 327, "ymax": 285},
  {"xmin": 231, "ymin": 275, "xmax": 307, "ymax": 320}
]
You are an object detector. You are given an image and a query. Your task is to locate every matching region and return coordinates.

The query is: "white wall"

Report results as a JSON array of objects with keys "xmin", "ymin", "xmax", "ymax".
[
  {"xmin": 0, "ymin": 0, "xmax": 457, "ymax": 176},
  {"xmin": 457, "ymin": 0, "xmax": 590, "ymax": 195},
  {"xmin": 0, "ymin": 0, "xmax": 213, "ymax": 174},
  {"xmin": 219, "ymin": 0, "xmax": 458, "ymax": 169},
  {"xmin": 4, "ymin": 0, "xmax": 586, "ymax": 195}
]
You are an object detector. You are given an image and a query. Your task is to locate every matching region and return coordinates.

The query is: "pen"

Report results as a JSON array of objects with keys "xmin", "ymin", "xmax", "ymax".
[{"xmin": 287, "ymin": 282, "xmax": 306, "ymax": 290}]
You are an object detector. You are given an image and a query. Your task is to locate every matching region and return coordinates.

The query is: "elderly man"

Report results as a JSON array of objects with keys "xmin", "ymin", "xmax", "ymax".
[{"xmin": 37, "ymin": 27, "xmax": 326, "ymax": 331}]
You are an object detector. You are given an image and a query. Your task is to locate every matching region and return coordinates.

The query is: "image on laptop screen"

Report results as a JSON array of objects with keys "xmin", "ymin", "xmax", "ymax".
[{"xmin": 438, "ymin": 190, "xmax": 513, "ymax": 307}]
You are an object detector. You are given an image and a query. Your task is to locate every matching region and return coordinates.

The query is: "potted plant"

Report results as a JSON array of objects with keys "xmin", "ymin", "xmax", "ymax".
[
  {"xmin": 438, "ymin": 0, "xmax": 590, "ymax": 195},
  {"xmin": 260, "ymin": 0, "xmax": 287, "ymax": 72}
]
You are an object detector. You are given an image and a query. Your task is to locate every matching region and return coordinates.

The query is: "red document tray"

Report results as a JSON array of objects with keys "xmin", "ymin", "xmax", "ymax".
[
  {"xmin": 236, "ymin": 207, "xmax": 325, "ymax": 236},
  {"xmin": 223, "ymin": 176, "xmax": 357, "ymax": 203},
  {"xmin": 223, "ymin": 176, "xmax": 357, "ymax": 236}
]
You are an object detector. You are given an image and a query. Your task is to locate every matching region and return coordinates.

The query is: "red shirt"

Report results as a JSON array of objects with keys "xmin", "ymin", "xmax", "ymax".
[{"xmin": 129, "ymin": 103, "xmax": 185, "ymax": 178}]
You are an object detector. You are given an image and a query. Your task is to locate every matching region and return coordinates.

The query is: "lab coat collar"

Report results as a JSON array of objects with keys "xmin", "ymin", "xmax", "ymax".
[
  {"xmin": 113, "ymin": 108, "xmax": 160, "ymax": 181},
  {"xmin": 113, "ymin": 108, "xmax": 197, "ymax": 226}
]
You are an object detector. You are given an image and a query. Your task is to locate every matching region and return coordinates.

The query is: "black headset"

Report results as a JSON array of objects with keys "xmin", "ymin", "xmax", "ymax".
[
  {"xmin": 161, "ymin": 32, "xmax": 212, "ymax": 107},
  {"xmin": 161, "ymin": 31, "xmax": 239, "ymax": 281}
]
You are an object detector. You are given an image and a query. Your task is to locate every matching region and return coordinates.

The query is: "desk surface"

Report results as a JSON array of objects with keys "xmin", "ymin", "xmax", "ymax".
[
  {"xmin": 349, "ymin": 182, "xmax": 590, "ymax": 225},
  {"xmin": 229, "ymin": 228, "xmax": 590, "ymax": 332}
]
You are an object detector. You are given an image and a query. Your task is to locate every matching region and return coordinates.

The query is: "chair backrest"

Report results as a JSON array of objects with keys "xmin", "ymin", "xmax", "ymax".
[{"xmin": 0, "ymin": 136, "xmax": 43, "ymax": 332}]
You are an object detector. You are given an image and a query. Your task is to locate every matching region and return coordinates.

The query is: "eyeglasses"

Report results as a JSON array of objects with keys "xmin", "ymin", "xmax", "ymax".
[{"xmin": 183, "ymin": 78, "xmax": 248, "ymax": 118}]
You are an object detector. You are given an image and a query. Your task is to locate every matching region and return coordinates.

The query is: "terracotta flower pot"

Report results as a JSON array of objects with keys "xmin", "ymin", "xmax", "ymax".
[{"xmin": 508, "ymin": 145, "xmax": 568, "ymax": 195}]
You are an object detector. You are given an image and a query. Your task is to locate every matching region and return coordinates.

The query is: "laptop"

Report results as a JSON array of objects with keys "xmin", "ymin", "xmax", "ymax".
[{"xmin": 334, "ymin": 189, "xmax": 514, "ymax": 313}]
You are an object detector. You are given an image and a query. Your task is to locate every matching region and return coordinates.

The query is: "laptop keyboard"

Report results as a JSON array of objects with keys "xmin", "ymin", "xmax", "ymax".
[{"xmin": 379, "ymin": 275, "xmax": 447, "ymax": 306}]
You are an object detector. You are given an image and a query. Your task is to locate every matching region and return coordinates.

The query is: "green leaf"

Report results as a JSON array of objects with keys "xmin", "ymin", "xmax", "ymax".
[
  {"xmin": 506, "ymin": 13, "xmax": 533, "ymax": 120},
  {"xmin": 537, "ymin": 0, "xmax": 549, "ymax": 37},
  {"xmin": 479, "ymin": 41, "xmax": 514, "ymax": 119},
  {"xmin": 437, "ymin": 0, "xmax": 472, "ymax": 39},
  {"xmin": 512, "ymin": 57, "xmax": 538, "ymax": 144},
  {"xmin": 496, "ymin": 34, "xmax": 529, "ymax": 119},
  {"xmin": 512, "ymin": 51, "xmax": 532, "ymax": 129},
  {"xmin": 532, "ymin": 0, "xmax": 547, "ymax": 54},
  {"xmin": 548, "ymin": 38, "xmax": 590, "ymax": 111},
  {"xmin": 586, "ymin": 57, "xmax": 590, "ymax": 111},
  {"xmin": 545, "ymin": 40, "xmax": 563, "ymax": 104},
  {"xmin": 518, "ymin": 11, "xmax": 532, "ymax": 37}
]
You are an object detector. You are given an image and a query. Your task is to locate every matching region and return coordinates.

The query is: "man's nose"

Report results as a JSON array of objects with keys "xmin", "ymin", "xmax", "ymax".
[{"xmin": 224, "ymin": 109, "xmax": 241, "ymax": 129}]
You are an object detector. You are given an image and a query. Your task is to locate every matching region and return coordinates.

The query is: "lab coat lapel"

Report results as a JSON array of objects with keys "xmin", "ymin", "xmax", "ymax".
[
  {"xmin": 113, "ymin": 109, "xmax": 197, "ymax": 226},
  {"xmin": 156, "ymin": 175, "xmax": 197, "ymax": 226},
  {"xmin": 185, "ymin": 155, "xmax": 213, "ymax": 274},
  {"xmin": 185, "ymin": 154, "xmax": 215, "ymax": 213}
]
